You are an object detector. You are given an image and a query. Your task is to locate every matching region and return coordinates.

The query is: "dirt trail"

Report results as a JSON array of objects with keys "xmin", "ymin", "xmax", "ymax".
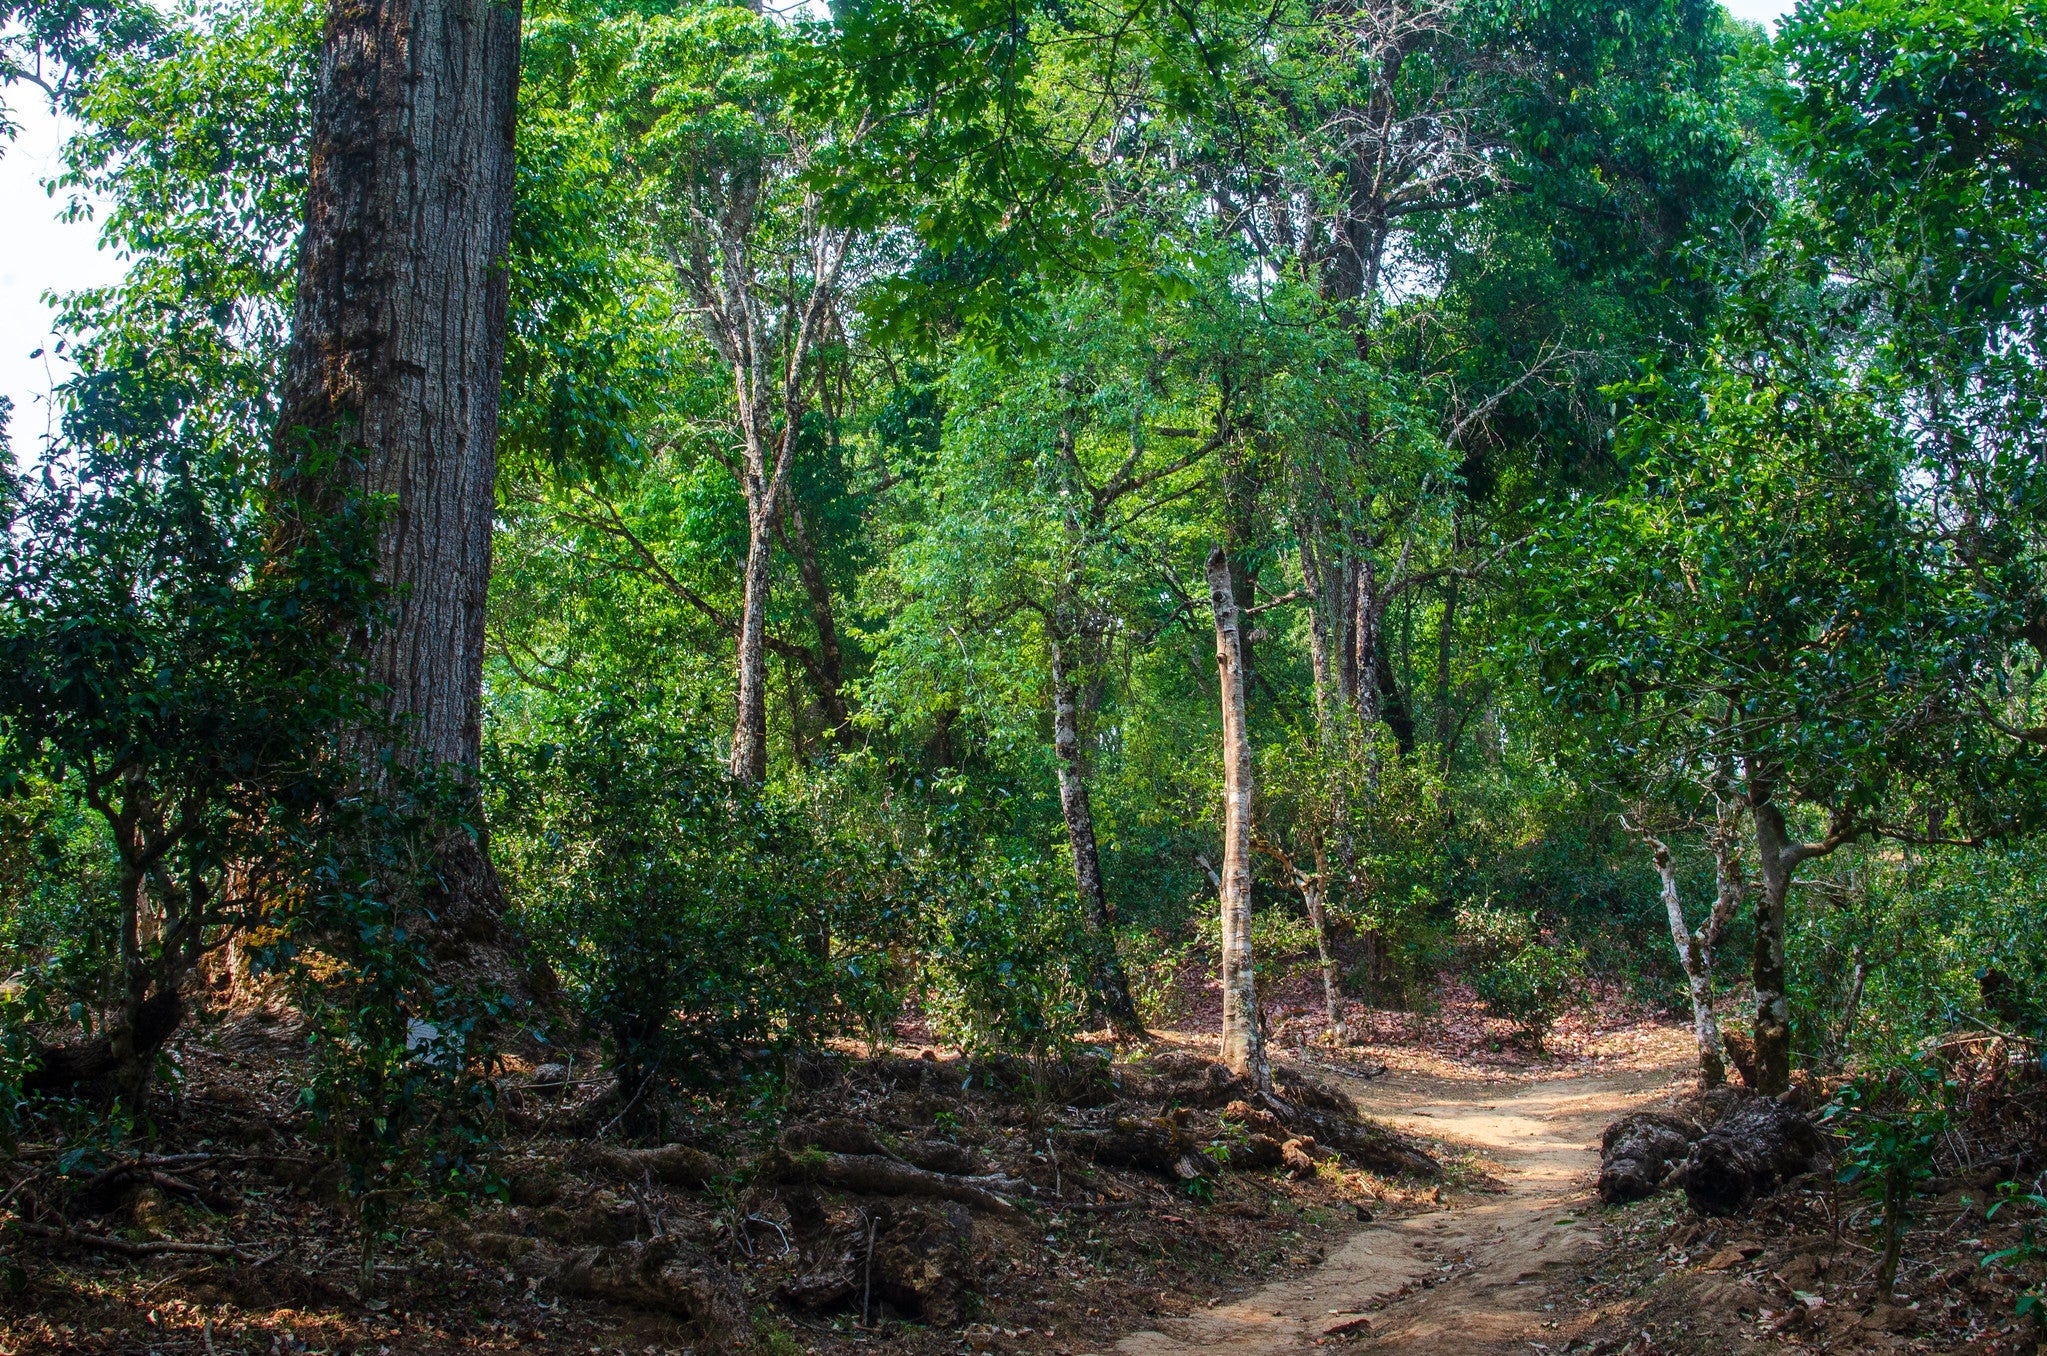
[{"xmin": 1108, "ymin": 1057, "xmax": 1689, "ymax": 1356}]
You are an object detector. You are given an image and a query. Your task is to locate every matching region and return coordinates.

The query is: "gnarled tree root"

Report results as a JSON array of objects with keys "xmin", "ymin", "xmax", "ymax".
[{"xmin": 762, "ymin": 1149, "xmax": 1025, "ymax": 1218}]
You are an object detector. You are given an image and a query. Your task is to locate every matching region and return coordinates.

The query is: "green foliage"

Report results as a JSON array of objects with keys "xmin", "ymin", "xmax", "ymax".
[
  {"xmin": 1986, "ymin": 1183, "xmax": 2047, "ymax": 1320},
  {"xmin": 1825, "ymin": 1063, "xmax": 1952, "ymax": 1297},
  {"xmin": 1472, "ymin": 941, "xmax": 1588, "ymax": 1044},
  {"xmin": 1452, "ymin": 903, "xmax": 1534, "ymax": 968},
  {"xmin": 918, "ymin": 846, "xmax": 1089, "ymax": 1057},
  {"xmin": 488, "ymin": 697, "xmax": 863, "ymax": 1125},
  {"xmin": 250, "ymin": 769, "xmax": 509, "ymax": 1287}
]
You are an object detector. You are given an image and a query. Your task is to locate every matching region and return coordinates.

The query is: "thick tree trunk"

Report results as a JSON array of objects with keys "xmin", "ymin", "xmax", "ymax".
[
  {"xmin": 731, "ymin": 500, "xmax": 776, "ymax": 781},
  {"xmin": 271, "ymin": 0, "xmax": 525, "ymax": 988},
  {"xmin": 1049, "ymin": 641, "xmax": 1145, "ymax": 1037},
  {"xmin": 1646, "ymin": 836, "xmax": 1726, "ymax": 1087},
  {"xmin": 1207, "ymin": 547, "xmax": 1269, "ymax": 1088},
  {"xmin": 276, "ymin": 0, "xmax": 521, "ymax": 771},
  {"xmin": 1747, "ymin": 796, "xmax": 1796, "ymax": 1097}
]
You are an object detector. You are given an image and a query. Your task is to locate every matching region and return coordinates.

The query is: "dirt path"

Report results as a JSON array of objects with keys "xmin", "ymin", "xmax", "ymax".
[{"xmin": 1107, "ymin": 1057, "xmax": 1689, "ymax": 1356}]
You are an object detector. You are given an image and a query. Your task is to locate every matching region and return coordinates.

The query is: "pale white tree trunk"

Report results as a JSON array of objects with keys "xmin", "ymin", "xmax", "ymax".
[
  {"xmin": 1207, "ymin": 547, "xmax": 1269, "ymax": 1088},
  {"xmin": 1304, "ymin": 846, "xmax": 1346, "ymax": 1044},
  {"xmin": 1643, "ymin": 833, "xmax": 1726, "ymax": 1087}
]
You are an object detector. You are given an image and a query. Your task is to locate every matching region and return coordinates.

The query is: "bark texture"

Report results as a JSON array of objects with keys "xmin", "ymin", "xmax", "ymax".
[
  {"xmin": 275, "ymin": 0, "xmax": 522, "ymax": 773},
  {"xmin": 1672, "ymin": 1095, "xmax": 1824, "ymax": 1217},
  {"xmin": 1302, "ymin": 859, "xmax": 1346, "ymax": 1041},
  {"xmin": 272, "ymin": 0, "xmax": 526, "ymax": 989},
  {"xmin": 1207, "ymin": 546, "xmax": 1269, "ymax": 1089},
  {"xmin": 1050, "ymin": 641, "xmax": 1145, "ymax": 1036},
  {"xmin": 1748, "ymin": 797, "xmax": 1798, "ymax": 1097}
]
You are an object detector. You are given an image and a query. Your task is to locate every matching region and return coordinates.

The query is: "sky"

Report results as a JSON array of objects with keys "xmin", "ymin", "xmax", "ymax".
[
  {"xmin": 0, "ymin": 0, "xmax": 1796, "ymax": 456},
  {"xmin": 0, "ymin": 96, "xmax": 125, "ymax": 456}
]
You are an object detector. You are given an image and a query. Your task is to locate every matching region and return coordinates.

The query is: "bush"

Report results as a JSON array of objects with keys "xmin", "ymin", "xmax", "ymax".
[
  {"xmin": 1453, "ymin": 902, "xmax": 1535, "ymax": 967},
  {"xmin": 1473, "ymin": 940, "xmax": 1587, "ymax": 1044},
  {"xmin": 919, "ymin": 848, "xmax": 1090, "ymax": 1056},
  {"xmin": 489, "ymin": 696, "xmax": 902, "ymax": 1127}
]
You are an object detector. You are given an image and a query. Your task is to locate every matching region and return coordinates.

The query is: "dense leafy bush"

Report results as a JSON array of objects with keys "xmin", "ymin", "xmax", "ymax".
[
  {"xmin": 919, "ymin": 848, "xmax": 1090, "ymax": 1056},
  {"xmin": 1472, "ymin": 940, "xmax": 1588, "ymax": 1044},
  {"xmin": 488, "ymin": 698, "xmax": 854, "ymax": 1126}
]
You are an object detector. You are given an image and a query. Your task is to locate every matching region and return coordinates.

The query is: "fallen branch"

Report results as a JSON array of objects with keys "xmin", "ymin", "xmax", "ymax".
[{"xmin": 18, "ymin": 1221, "xmax": 261, "ymax": 1261}]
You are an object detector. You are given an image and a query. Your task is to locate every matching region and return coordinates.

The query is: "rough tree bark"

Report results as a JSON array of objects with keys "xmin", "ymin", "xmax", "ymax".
[
  {"xmin": 774, "ymin": 485, "xmax": 851, "ymax": 737},
  {"xmin": 1302, "ymin": 849, "xmax": 1345, "ymax": 1042},
  {"xmin": 271, "ymin": 0, "xmax": 525, "ymax": 981},
  {"xmin": 1743, "ymin": 774, "xmax": 1856, "ymax": 1097},
  {"xmin": 1747, "ymin": 797, "xmax": 1797, "ymax": 1097},
  {"xmin": 1049, "ymin": 638, "xmax": 1145, "ymax": 1037},
  {"xmin": 1207, "ymin": 546, "xmax": 1270, "ymax": 1088}
]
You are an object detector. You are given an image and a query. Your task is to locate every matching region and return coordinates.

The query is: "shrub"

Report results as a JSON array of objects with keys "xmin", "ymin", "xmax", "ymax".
[
  {"xmin": 488, "ymin": 697, "xmax": 891, "ymax": 1127},
  {"xmin": 919, "ymin": 848, "xmax": 1089, "ymax": 1056},
  {"xmin": 1473, "ymin": 940, "xmax": 1587, "ymax": 1044},
  {"xmin": 1453, "ymin": 902, "xmax": 1535, "ymax": 967}
]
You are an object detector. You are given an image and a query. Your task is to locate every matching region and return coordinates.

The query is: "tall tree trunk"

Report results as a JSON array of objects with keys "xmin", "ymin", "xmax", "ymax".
[
  {"xmin": 1050, "ymin": 640, "xmax": 1145, "ymax": 1038},
  {"xmin": 273, "ymin": 0, "xmax": 524, "ymax": 978},
  {"xmin": 731, "ymin": 497, "xmax": 776, "ymax": 781},
  {"xmin": 776, "ymin": 487, "xmax": 851, "ymax": 736},
  {"xmin": 1207, "ymin": 547, "xmax": 1269, "ymax": 1088},
  {"xmin": 1435, "ymin": 578, "xmax": 1458, "ymax": 773},
  {"xmin": 1304, "ymin": 844, "xmax": 1345, "ymax": 1045},
  {"xmin": 1646, "ymin": 835, "xmax": 1726, "ymax": 1087},
  {"xmin": 1300, "ymin": 533, "xmax": 1339, "ymax": 733},
  {"xmin": 1747, "ymin": 792, "xmax": 1797, "ymax": 1097}
]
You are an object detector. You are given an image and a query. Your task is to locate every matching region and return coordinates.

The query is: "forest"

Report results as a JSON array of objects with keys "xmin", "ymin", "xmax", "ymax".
[{"xmin": 1, "ymin": 0, "xmax": 2045, "ymax": 1351}]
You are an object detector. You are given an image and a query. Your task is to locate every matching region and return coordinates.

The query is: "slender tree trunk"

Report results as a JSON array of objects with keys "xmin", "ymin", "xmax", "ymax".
[
  {"xmin": 1833, "ymin": 944, "xmax": 1868, "ymax": 1073},
  {"xmin": 1049, "ymin": 640, "xmax": 1145, "ymax": 1037},
  {"xmin": 1300, "ymin": 533, "xmax": 1338, "ymax": 734},
  {"xmin": 1706, "ymin": 797, "xmax": 1747, "ymax": 964},
  {"xmin": 1352, "ymin": 549, "xmax": 1381, "ymax": 729},
  {"xmin": 1646, "ymin": 835, "xmax": 1726, "ymax": 1087},
  {"xmin": 777, "ymin": 488, "xmax": 851, "ymax": 735},
  {"xmin": 1207, "ymin": 547, "xmax": 1269, "ymax": 1088},
  {"xmin": 1304, "ymin": 844, "xmax": 1345, "ymax": 1044},
  {"xmin": 1747, "ymin": 792, "xmax": 1797, "ymax": 1096},
  {"xmin": 731, "ymin": 497, "xmax": 776, "ymax": 781},
  {"xmin": 1435, "ymin": 578, "xmax": 1458, "ymax": 774},
  {"xmin": 272, "ymin": 0, "xmax": 525, "ymax": 985}
]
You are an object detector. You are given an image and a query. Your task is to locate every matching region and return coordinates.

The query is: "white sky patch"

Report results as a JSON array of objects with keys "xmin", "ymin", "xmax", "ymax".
[
  {"xmin": 0, "ymin": 95, "xmax": 122, "ymax": 460},
  {"xmin": 1722, "ymin": 0, "xmax": 1792, "ymax": 30}
]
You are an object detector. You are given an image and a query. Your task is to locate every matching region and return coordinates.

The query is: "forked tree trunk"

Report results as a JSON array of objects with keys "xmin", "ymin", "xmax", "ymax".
[
  {"xmin": 1645, "ymin": 835, "xmax": 1726, "ymax": 1087},
  {"xmin": 272, "ymin": 0, "xmax": 525, "ymax": 982},
  {"xmin": 1049, "ymin": 641, "xmax": 1145, "ymax": 1037},
  {"xmin": 1207, "ymin": 547, "xmax": 1269, "ymax": 1088}
]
